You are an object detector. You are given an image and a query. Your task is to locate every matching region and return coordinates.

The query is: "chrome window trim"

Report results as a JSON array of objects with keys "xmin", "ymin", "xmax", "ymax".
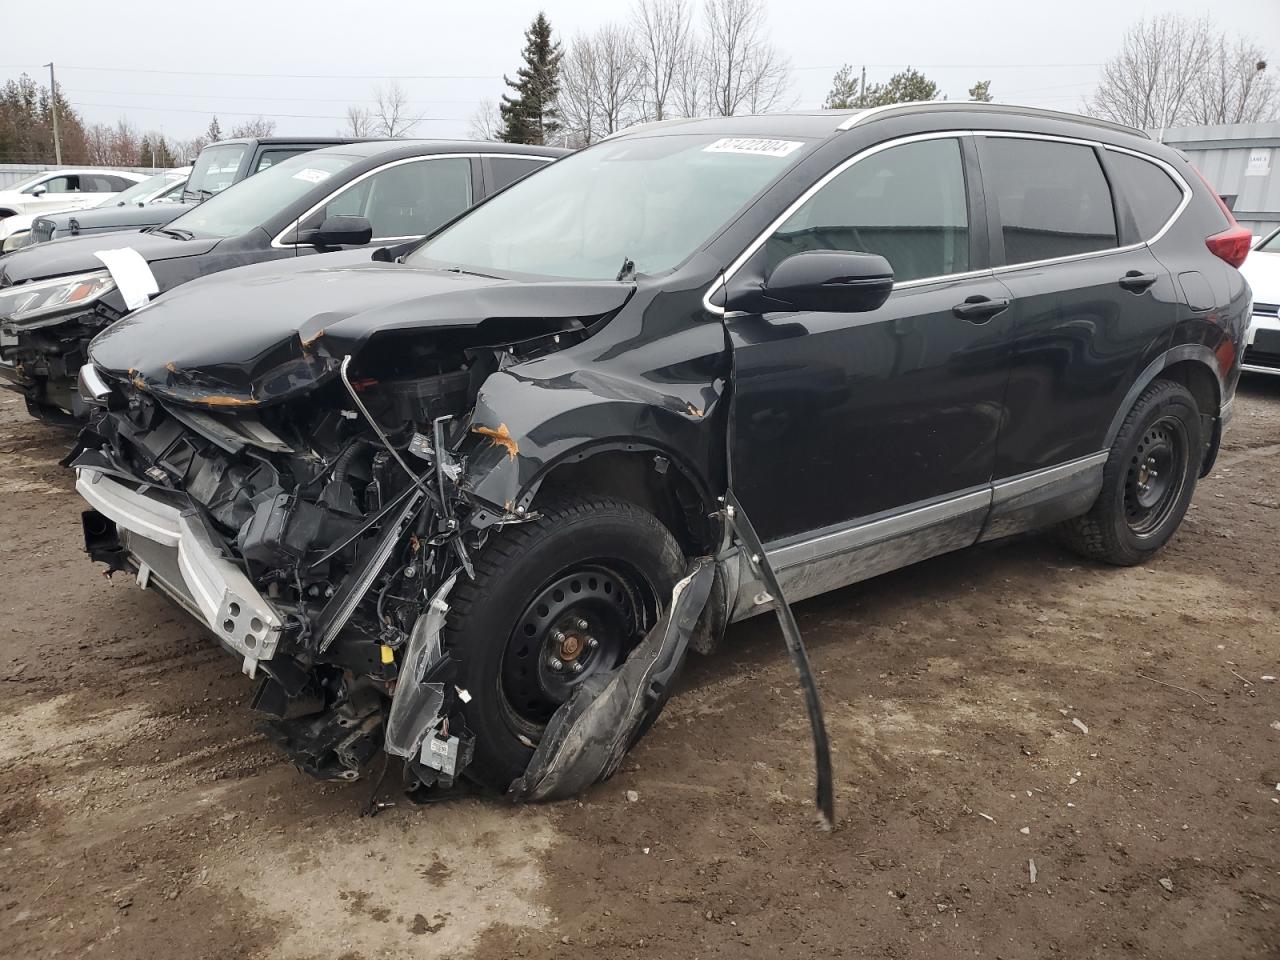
[
  {"xmin": 703, "ymin": 128, "xmax": 1193, "ymax": 316},
  {"xmin": 270, "ymin": 153, "xmax": 548, "ymax": 250},
  {"xmin": 701, "ymin": 130, "xmax": 969, "ymax": 316},
  {"xmin": 1099, "ymin": 143, "xmax": 1193, "ymax": 246}
]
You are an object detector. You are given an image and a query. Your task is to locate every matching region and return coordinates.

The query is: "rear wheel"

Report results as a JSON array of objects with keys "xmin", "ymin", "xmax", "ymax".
[
  {"xmin": 444, "ymin": 495, "xmax": 685, "ymax": 790},
  {"xmin": 1058, "ymin": 379, "xmax": 1203, "ymax": 565}
]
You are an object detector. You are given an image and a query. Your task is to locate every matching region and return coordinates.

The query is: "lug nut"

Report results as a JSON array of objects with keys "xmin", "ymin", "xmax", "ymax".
[
  {"xmin": 552, "ymin": 629, "xmax": 566, "ymax": 643},
  {"xmin": 586, "ymin": 636, "xmax": 599, "ymax": 649},
  {"xmin": 576, "ymin": 618, "xmax": 589, "ymax": 631},
  {"xmin": 570, "ymin": 661, "xmax": 584, "ymax": 673},
  {"xmin": 549, "ymin": 657, "xmax": 564, "ymax": 672}
]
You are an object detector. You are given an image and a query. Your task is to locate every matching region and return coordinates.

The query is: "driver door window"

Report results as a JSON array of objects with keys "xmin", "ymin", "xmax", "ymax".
[
  {"xmin": 26, "ymin": 175, "xmax": 80, "ymax": 195},
  {"xmin": 298, "ymin": 157, "xmax": 473, "ymax": 242},
  {"xmin": 763, "ymin": 137, "xmax": 970, "ymax": 284}
]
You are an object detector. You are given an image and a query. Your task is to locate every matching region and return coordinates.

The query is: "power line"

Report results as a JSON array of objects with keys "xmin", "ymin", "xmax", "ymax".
[
  {"xmin": 70, "ymin": 101, "xmax": 470, "ymax": 122},
  {"xmin": 62, "ymin": 88, "xmax": 482, "ymax": 105}
]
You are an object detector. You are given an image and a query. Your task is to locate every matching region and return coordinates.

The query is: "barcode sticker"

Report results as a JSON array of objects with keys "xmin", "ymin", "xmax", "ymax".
[{"xmin": 703, "ymin": 138, "xmax": 804, "ymax": 158}]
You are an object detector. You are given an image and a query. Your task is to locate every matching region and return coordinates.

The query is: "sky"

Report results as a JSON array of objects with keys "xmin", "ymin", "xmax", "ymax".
[{"xmin": 3, "ymin": 0, "xmax": 1278, "ymax": 143}]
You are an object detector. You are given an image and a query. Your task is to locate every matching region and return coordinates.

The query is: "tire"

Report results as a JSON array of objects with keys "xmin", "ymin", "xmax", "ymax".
[
  {"xmin": 1058, "ymin": 379, "xmax": 1203, "ymax": 566},
  {"xmin": 444, "ymin": 495, "xmax": 685, "ymax": 790}
]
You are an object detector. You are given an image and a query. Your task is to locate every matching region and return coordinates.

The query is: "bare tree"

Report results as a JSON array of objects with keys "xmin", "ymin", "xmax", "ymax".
[
  {"xmin": 702, "ymin": 0, "xmax": 790, "ymax": 116},
  {"xmin": 556, "ymin": 26, "xmax": 643, "ymax": 145},
  {"xmin": 672, "ymin": 35, "xmax": 706, "ymax": 118},
  {"xmin": 558, "ymin": 34, "xmax": 603, "ymax": 146},
  {"xmin": 632, "ymin": 0, "xmax": 693, "ymax": 121},
  {"xmin": 1086, "ymin": 15, "xmax": 1215, "ymax": 129},
  {"xmin": 1188, "ymin": 39, "xmax": 1277, "ymax": 124},
  {"xmin": 229, "ymin": 116, "xmax": 277, "ymax": 138},
  {"xmin": 344, "ymin": 104, "xmax": 374, "ymax": 137},
  {"xmin": 468, "ymin": 97, "xmax": 503, "ymax": 141},
  {"xmin": 372, "ymin": 82, "xmax": 419, "ymax": 138}
]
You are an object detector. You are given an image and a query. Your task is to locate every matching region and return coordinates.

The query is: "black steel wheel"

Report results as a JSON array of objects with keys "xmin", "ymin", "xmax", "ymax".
[
  {"xmin": 499, "ymin": 562, "xmax": 650, "ymax": 737},
  {"xmin": 444, "ymin": 496, "xmax": 685, "ymax": 790},
  {"xmin": 1059, "ymin": 378, "xmax": 1203, "ymax": 566}
]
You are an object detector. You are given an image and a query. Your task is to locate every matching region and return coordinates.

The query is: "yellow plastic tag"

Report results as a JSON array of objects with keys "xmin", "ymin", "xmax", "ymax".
[{"xmin": 380, "ymin": 645, "xmax": 395, "ymax": 664}]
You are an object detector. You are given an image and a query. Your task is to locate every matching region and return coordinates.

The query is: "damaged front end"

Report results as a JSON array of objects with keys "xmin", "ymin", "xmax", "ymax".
[{"xmin": 70, "ymin": 277, "xmax": 628, "ymax": 789}]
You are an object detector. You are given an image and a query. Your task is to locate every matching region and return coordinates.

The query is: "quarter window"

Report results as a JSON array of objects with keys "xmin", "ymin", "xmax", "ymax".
[
  {"xmin": 1105, "ymin": 150, "xmax": 1184, "ymax": 240},
  {"xmin": 300, "ymin": 157, "xmax": 473, "ymax": 240},
  {"xmin": 488, "ymin": 156, "xmax": 549, "ymax": 192},
  {"xmin": 982, "ymin": 137, "xmax": 1117, "ymax": 265},
  {"xmin": 763, "ymin": 137, "xmax": 970, "ymax": 283}
]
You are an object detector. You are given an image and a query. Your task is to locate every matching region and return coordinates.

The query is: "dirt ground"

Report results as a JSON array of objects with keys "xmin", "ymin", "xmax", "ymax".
[{"xmin": 1, "ymin": 379, "xmax": 1277, "ymax": 960}]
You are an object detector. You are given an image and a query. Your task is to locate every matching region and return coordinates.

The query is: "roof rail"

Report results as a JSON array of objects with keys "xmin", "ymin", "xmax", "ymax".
[{"xmin": 836, "ymin": 101, "xmax": 1150, "ymax": 140}]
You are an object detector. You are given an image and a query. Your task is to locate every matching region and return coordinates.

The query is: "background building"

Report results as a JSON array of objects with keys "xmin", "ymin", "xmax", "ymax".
[{"xmin": 1155, "ymin": 123, "xmax": 1280, "ymax": 240}]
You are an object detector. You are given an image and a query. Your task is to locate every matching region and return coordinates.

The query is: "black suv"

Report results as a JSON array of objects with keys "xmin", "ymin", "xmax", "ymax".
[
  {"xmin": 0, "ymin": 139, "xmax": 561, "ymax": 418},
  {"xmin": 25, "ymin": 137, "xmax": 360, "ymax": 247},
  {"xmin": 69, "ymin": 104, "xmax": 1250, "ymax": 799}
]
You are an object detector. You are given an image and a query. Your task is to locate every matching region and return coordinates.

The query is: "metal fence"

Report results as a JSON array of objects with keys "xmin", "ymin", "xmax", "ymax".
[
  {"xmin": 0, "ymin": 163, "xmax": 164, "ymax": 190},
  {"xmin": 1155, "ymin": 123, "xmax": 1280, "ymax": 238}
]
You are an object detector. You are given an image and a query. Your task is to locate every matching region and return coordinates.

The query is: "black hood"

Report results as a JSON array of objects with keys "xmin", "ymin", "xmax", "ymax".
[
  {"xmin": 89, "ymin": 256, "xmax": 634, "ymax": 409},
  {"xmin": 36, "ymin": 201, "xmax": 194, "ymax": 236},
  {"xmin": 0, "ymin": 228, "xmax": 218, "ymax": 285}
]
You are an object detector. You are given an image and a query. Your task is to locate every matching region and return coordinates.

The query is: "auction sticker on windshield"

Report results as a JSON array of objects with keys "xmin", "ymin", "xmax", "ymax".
[
  {"xmin": 703, "ymin": 138, "xmax": 804, "ymax": 158},
  {"xmin": 292, "ymin": 168, "xmax": 332, "ymax": 184}
]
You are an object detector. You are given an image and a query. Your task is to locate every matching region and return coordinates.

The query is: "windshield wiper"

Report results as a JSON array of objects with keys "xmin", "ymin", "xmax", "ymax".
[
  {"xmin": 616, "ymin": 257, "xmax": 637, "ymax": 282},
  {"xmin": 154, "ymin": 226, "xmax": 194, "ymax": 241}
]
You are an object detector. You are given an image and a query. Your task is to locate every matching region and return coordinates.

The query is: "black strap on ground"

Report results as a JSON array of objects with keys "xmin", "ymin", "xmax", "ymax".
[{"xmin": 725, "ymin": 490, "xmax": 835, "ymax": 829}]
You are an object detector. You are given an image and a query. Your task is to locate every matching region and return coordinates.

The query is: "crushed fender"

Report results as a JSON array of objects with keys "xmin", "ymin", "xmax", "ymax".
[
  {"xmin": 509, "ymin": 557, "xmax": 715, "ymax": 802},
  {"xmin": 725, "ymin": 490, "xmax": 835, "ymax": 829}
]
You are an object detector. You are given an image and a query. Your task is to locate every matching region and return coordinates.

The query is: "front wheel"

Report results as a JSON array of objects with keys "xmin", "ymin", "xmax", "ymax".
[
  {"xmin": 443, "ymin": 495, "xmax": 685, "ymax": 790},
  {"xmin": 1059, "ymin": 379, "xmax": 1203, "ymax": 565}
]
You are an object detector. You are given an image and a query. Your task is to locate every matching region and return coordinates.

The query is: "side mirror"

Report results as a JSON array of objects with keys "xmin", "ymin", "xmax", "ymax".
[
  {"xmin": 30, "ymin": 186, "xmax": 48, "ymax": 197},
  {"xmin": 729, "ymin": 251, "xmax": 895, "ymax": 314},
  {"xmin": 296, "ymin": 215, "xmax": 373, "ymax": 248}
]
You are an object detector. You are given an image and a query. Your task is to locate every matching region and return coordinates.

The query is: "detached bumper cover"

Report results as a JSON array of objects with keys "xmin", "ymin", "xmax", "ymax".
[{"xmin": 75, "ymin": 468, "xmax": 283, "ymax": 676}]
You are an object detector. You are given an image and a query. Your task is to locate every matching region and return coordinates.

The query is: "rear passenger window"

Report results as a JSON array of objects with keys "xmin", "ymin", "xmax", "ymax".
[
  {"xmin": 982, "ymin": 138, "xmax": 1117, "ymax": 265},
  {"xmin": 763, "ymin": 137, "xmax": 970, "ymax": 283},
  {"xmin": 488, "ymin": 156, "xmax": 548, "ymax": 192},
  {"xmin": 1105, "ymin": 150, "xmax": 1184, "ymax": 240}
]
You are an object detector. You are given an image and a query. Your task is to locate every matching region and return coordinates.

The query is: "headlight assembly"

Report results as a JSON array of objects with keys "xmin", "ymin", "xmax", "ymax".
[{"xmin": 0, "ymin": 270, "xmax": 116, "ymax": 326}]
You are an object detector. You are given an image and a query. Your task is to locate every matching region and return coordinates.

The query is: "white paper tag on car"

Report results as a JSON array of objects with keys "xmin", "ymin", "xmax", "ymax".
[
  {"xmin": 702, "ymin": 137, "xmax": 804, "ymax": 158},
  {"xmin": 292, "ymin": 168, "xmax": 331, "ymax": 184},
  {"xmin": 94, "ymin": 247, "xmax": 159, "ymax": 311}
]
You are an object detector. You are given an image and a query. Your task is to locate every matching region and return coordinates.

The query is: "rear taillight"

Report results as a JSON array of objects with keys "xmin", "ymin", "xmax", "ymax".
[
  {"xmin": 1191, "ymin": 164, "xmax": 1252, "ymax": 268},
  {"xmin": 1205, "ymin": 225, "xmax": 1253, "ymax": 269}
]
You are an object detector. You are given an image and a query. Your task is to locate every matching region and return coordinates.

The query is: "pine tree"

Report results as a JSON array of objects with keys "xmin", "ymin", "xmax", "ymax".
[
  {"xmin": 499, "ymin": 12, "xmax": 564, "ymax": 145},
  {"xmin": 823, "ymin": 65, "xmax": 861, "ymax": 109},
  {"xmin": 206, "ymin": 116, "xmax": 223, "ymax": 142},
  {"xmin": 968, "ymin": 80, "xmax": 993, "ymax": 102}
]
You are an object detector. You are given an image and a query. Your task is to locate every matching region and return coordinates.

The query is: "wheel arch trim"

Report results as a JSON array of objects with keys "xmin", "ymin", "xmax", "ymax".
[{"xmin": 1104, "ymin": 343, "xmax": 1224, "ymax": 449}]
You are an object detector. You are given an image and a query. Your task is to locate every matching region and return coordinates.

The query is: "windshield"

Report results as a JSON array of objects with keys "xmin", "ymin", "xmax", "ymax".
[
  {"xmin": 166, "ymin": 151, "xmax": 357, "ymax": 239},
  {"xmin": 410, "ymin": 134, "xmax": 812, "ymax": 279},
  {"xmin": 1259, "ymin": 229, "xmax": 1280, "ymax": 254},
  {"xmin": 99, "ymin": 171, "xmax": 186, "ymax": 207},
  {"xmin": 185, "ymin": 143, "xmax": 248, "ymax": 198}
]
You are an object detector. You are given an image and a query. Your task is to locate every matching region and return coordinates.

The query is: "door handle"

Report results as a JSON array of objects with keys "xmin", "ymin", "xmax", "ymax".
[
  {"xmin": 952, "ymin": 295, "xmax": 1010, "ymax": 323},
  {"xmin": 1119, "ymin": 270, "xmax": 1159, "ymax": 292}
]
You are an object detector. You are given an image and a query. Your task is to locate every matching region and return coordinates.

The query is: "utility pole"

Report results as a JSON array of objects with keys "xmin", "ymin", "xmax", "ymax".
[
  {"xmin": 44, "ymin": 61, "xmax": 62, "ymax": 164},
  {"xmin": 859, "ymin": 66, "xmax": 867, "ymax": 108}
]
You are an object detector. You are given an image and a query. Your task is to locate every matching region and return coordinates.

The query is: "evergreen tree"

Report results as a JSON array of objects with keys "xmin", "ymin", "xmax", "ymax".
[
  {"xmin": 823, "ymin": 64, "xmax": 861, "ymax": 109},
  {"xmin": 862, "ymin": 67, "xmax": 939, "ymax": 107},
  {"xmin": 968, "ymin": 80, "xmax": 993, "ymax": 102},
  {"xmin": 206, "ymin": 116, "xmax": 223, "ymax": 142},
  {"xmin": 499, "ymin": 12, "xmax": 564, "ymax": 144}
]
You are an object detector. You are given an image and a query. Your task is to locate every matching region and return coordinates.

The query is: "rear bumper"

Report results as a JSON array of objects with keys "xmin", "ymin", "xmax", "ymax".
[
  {"xmin": 1243, "ymin": 310, "xmax": 1280, "ymax": 375},
  {"xmin": 75, "ymin": 468, "xmax": 283, "ymax": 676}
]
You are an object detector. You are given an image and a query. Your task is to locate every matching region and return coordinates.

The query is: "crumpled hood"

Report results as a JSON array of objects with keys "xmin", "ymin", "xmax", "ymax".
[
  {"xmin": 89, "ymin": 256, "xmax": 634, "ymax": 409},
  {"xmin": 0, "ymin": 228, "xmax": 217, "ymax": 285}
]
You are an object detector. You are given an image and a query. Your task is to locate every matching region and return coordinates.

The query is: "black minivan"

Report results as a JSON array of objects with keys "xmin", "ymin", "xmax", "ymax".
[
  {"xmin": 0, "ymin": 139, "xmax": 562, "ymax": 418},
  {"xmin": 70, "ymin": 104, "xmax": 1251, "ymax": 798}
]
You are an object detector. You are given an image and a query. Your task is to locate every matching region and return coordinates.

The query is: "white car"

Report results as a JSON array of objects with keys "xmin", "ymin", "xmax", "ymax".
[
  {"xmin": 1241, "ymin": 227, "xmax": 1280, "ymax": 375},
  {"xmin": 0, "ymin": 167, "xmax": 190, "ymax": 253},
  {"xmin": 0, "ymin": 168, "xmax": 148, "ymax": 221}
]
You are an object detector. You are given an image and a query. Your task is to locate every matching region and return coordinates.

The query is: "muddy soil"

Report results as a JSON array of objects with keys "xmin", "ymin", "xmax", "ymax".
[{"xmin": 1, "ymin": 380, "xmax": 1277, "ymax": 960}]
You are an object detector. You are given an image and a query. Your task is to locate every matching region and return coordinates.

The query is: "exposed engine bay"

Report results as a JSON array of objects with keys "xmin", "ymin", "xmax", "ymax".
[{"xmin": 72, "ymin": 317, "xmax": 600, "ymax": 794}]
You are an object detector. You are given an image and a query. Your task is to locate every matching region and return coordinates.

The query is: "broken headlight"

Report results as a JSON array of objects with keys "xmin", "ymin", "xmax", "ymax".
[{"xmin": 0, "ymin": 270, "xmax": 116, "ymax": 327}]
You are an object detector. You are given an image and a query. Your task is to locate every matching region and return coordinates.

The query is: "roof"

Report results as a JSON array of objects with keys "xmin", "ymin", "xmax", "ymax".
[
  {"xmin": 300, "ymin": 139, "xmax": 569, "ymax": 161},
  {"xmin": 608, "ymin": 102, "xmax": 1149, "ymax": 143}
]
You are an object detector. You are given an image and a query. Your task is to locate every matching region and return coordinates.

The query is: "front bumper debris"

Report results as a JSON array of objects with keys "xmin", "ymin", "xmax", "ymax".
[{"xmin": 75, "ymin": 467, "xmax": 283, "ymax": 676}]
